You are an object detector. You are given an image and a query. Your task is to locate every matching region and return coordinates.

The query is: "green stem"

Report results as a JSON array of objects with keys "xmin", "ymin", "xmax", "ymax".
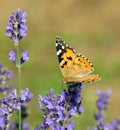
[{"xmin": 16, "ymin": 45, "xmax": 22, "ymax": 130}]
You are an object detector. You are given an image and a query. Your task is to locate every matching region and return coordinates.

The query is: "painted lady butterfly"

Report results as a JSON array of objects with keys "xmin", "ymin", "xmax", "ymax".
[{"xmin": 56, "ymin": 36, "xmax": 101, "ymax": 83}]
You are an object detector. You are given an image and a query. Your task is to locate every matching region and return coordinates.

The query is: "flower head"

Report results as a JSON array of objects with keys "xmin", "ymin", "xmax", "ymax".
[
  {"xmin": 38, "ymin": 83, "xmax": 84, "ymax": 130},
  {"xmin": 38, "ymin": 88, "xmax": 70, "ymax": 129},
  {"xmin": 6, "ymin": 10, "xmax": 28, "ymax": 43}
]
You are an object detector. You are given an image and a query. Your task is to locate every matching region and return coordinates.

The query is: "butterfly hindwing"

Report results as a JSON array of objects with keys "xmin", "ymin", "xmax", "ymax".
[
  {"xmin": 68, "ymin": 74, "xmax": 100, "ymax": 83},
  {"xmin": 69, "ymin": 53, "xmax": 94, "ymax": 78}
]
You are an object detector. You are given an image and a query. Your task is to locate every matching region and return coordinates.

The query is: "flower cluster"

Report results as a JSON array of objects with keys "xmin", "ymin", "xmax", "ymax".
[
  {"xmin": 37, "ymin": 83, "xmax": 84, "ymax": 130},
  {"xmin": 6, "ymin": 10, "xmax": 27, "ymax": 43},
  {"xmin": 0, "ymin": 61, "xmax": 13, "ymax": 93},
  {"xmin": 8, "ymin": 50, "xmax": 29, "ymax": 65},
  {"xmin": 94, "ymin": 89, "xmax": 120, "ymax": 130},
  {"xmin": 0, "ymin": 88, "xmax": 32, "ymax": 129}
]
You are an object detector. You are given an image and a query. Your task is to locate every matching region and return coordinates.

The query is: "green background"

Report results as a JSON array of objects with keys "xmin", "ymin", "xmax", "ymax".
[{"xmin": 0, "ymin": 0, "xmax": 120, "ymax": 129}]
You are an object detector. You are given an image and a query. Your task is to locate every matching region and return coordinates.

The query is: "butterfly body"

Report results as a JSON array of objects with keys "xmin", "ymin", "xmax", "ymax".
[{"xmin": 56, "ymin": 36, "xmax": 100, "ymax": 83}]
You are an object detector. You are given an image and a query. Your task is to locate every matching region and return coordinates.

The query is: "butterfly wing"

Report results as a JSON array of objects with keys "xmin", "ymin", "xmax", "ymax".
[
  {"xmin": 56, "ymin": 36, "xmax": 76, "ymax": 78},
  {"xmin": 69, "ymin": 53, "xmax": 94, "ymax": 77},
  {"xmin": 66, "ymin": 74, "xmax": 100, "ymax": 83},
  {"xmin": 65, "ymin": 53, "xmax": 101, "ymax": 83},
  {"xmin": 56, "ymin": 36, "xmax": 100, "ymax": 83}
]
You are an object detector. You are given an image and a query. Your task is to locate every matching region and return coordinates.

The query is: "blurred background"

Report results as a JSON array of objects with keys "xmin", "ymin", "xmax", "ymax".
[{"xmin": 0, "ymin": 0, "xmax": 120, "ymax": 129}]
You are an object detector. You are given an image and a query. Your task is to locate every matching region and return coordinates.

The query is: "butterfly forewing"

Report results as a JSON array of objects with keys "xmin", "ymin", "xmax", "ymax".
[{"xmin": 56, "ymin": 36, "xmax": 76, "ymax": 77}]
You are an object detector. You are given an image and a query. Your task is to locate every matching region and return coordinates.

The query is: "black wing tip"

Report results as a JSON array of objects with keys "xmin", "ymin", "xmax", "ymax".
[
  {"xmin": 56, "ymin": 36, "xmax": 65, "ymax": 45},
  {"xmin": 56, "ymin": 36, "xmax": 76, "ymax": 53}
]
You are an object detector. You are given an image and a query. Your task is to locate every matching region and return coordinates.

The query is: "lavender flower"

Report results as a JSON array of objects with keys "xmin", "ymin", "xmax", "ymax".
[
  {"xmin": 0, "ymin": 88, "xmax": 32, "ymax": 129},
  {"xmin": 37, "ymin": 83, "xmax": 84, "ymax": 130},
  {"xmin": 8, "ymin": 49, "xmax": 29, "ymax": 65},
  {"xmin": 94, "ymin": 89, "xmax": 112, "ymax": 130},
  {"xmin": 6, "ymin": 10, "xmax": 28, "ymax": 43},
  {"xmin": 20, "ymin": 50, "xmax": 29, "ymax": 64},
  {"xmin": 65, "ymin": 83, "xmax": 84, "ymax": 115},
  {"xmin": 96, "ymin": 89, "xmax": 112, "ymax": 111},
  {"xmin": 0, "ymin": 61, "xmax": 13, "ymax": 93},
  {"xmin": 93, "ymin": 89, "xmax": 120, "ymax": 130},
  {"xmin": 38, "ymin": 88, "xmax": 67, "ymax": 129},
  {"xmin": 109, "ymin": 119, "xmax": 120, "ymax": 130},
  {"xmin": 8, "ymin": 50, "xmax": 16, "ymax": 64},
  {"xmin": 20, "ymin": 88, "xmax": 33, "ymax": 102}
]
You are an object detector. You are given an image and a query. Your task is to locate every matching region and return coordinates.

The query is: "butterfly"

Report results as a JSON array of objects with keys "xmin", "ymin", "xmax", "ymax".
[{"xmin": 56, "ymin": 36, "xmax": 101, "ymax": 83}]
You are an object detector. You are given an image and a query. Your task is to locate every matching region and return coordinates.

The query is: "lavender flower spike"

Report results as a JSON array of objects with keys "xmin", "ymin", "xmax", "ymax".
[
  {"xmin": 96, "ymin": 88, "xmax": 112, "ymax": 111},
  {"xmin": 6, "ymin": 9, "xmax": 28, "ymax": 43},
  {"xmin": 94, "ymin": 89, "xmax": 112, "ymax": 130}
]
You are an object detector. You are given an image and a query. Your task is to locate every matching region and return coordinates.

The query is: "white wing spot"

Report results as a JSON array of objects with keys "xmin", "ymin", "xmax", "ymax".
[
  {"xmin": 56, "ymin": 43, "xmax": 58, "ymax": 46},
  {"xmin": 62, "ymin": 45, "xmax": 65, "ymax": 49},
  {"xmin": 66, "ymin": 44, "xmax": 68, "ymax": 47},
  {"xmin": 57, "ymin": 49, "xmax": 62, "ymax": 56}
]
